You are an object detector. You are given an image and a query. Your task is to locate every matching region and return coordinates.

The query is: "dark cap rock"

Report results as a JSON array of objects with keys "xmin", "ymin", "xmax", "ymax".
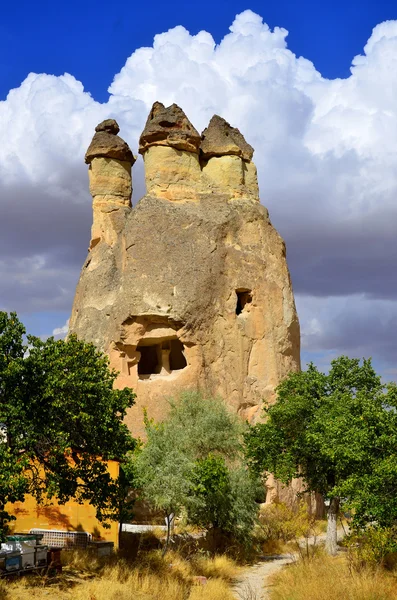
[
  {"xmin": 139, "ymin": 102, "xmax": 201, "ymax": 154},
  {"xmin": 200, "ymin": 115, "xmax": 254, "ymax": 161},
  {"xmin": 85, "ymin": 120, "xmax": 135, "ymax": 165},
  {"xmin": 95, "ymin": 119, "xmax": 120, "ymax": 135}
]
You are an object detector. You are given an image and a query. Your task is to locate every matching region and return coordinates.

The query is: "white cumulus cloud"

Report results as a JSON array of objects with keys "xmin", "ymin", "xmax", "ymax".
[
  {"xmin": 1, "ymin": 10, "xmax": 397, "ymax": 372},
  {"xmin": 52, "ymin": 319, "xmax": 69, "ymax": 338}
]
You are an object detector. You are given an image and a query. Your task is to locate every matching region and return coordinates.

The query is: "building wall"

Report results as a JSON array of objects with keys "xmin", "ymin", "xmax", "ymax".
[{"xmin": 6, "ymin": 460, "xmax": 119, "ymax": 547}]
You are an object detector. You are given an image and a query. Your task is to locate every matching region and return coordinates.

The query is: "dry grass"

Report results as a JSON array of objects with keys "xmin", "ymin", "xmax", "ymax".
[
  {"xmin": 259, "ymin": 501, "xmax": 319, "ymax": 543},
  {"xmin": 257, "ymin": 501, "xmax": 325, "ymax": 559},
  {"xmin": 269, "ymin": 553, "xmax": 397, "ymax": 600},
  {"xmin": 0, "ymin": 548, "xmax": 239, "ymax": 600},
  {"xmin": 188, "ymin": 579, "xmax": 235, "ymax": 600},
  {"xmin": 260, "ymin": 538, "xmax": 291, "ymax": 556},
  {"xmin": 191, "ymin": 554, "xmax": 240, "ymax": 581}
]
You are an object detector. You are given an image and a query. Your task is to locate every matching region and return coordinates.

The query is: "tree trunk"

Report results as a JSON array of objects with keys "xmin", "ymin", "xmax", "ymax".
[
  {"xmin": 118, "ymin": 520, "xmax": 123, "ymax": 550},
  {"xmin": 162, "ymin": 513, "xmax": 172, "ymax": 557},
  {"xmin": 325, "ymin": 496, "xmax": 340, "ymax": 555}
]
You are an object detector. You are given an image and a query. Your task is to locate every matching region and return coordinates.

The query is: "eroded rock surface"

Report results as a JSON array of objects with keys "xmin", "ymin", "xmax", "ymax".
[
  {"xmin": 139, "ymin": 102, "xmax": 201, "ymax": 154},
  {"xmin": 85, "ymin": 119, "xmax": 135, "ymax": 164},
  {"xmin": 200, "ymin": 115, "xmax": 254, "ymax": 161},
  {"xmin": 69, "ymin": 103, "xmax": 300, "ymax": 438},
  {"xmin": 85, "ymin": 119, "xmax": 135, "ymax": 249}
]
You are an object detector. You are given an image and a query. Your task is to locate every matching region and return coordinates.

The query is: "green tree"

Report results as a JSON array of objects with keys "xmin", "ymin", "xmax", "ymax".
[
  {"xmin": 0, "ymin": 311, "xmax": 136, "ymax": 538},
  {"xmin": 245, "ymin": 356, "xmax": 397, "ymax": 555},
  {"xmin": 133, "ymin": 391, "xmax": 260, "ymax": 553}
]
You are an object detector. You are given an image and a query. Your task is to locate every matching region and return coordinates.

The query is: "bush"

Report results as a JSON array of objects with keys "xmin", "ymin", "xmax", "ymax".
[
  {"xmin": 191, "ymin": 554, "xmax": 239, "ymax": 582},
  {"xmin": 258, "ymin": 501, "xmax": 322, "ymax": 559},
  {"xmin": 259, "ymin": 501, "xmax": 317, "ymax": 542},
  {"xmin": 346, "ymin": 527, "xmax": 397, "ymax": 571},
  {"xmin": 133, "ymin": 392, "xmax": 261, "ymax": 548}
]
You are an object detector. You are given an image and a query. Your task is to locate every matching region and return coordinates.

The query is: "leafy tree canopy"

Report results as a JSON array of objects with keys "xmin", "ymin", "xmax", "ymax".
[
  {"xmin": 245, "ymin": 356, "xmax": 397, "ymax": 533},
  {"xmin": 133, "ymin": 391, "xmax": 261, "ymax": 543},
  {"xmin": 0, "ymin": 311, "xmax": 136, "ymax": 537}
]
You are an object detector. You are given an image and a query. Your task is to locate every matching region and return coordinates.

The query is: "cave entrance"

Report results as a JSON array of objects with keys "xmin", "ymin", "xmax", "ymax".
[
  {"xmin": 137, "ymin": 338, "xmax": 187, "ymax": 378},
  {"xmin": 169, "ymin": 339, "xmax": 187, "ymax": 370},
  {"xmin": 236, "ymin": 289, "xmax": 252, "ymax": 315},
  {"xmin": 137, "ymin": 344, "xmax": 161, "ymax": 376}
]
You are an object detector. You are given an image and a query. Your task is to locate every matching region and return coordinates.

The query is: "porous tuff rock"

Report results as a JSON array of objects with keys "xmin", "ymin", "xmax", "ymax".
[
  {"xmin": 200, "ymin": 115, "xmax": 254, "ymax": 161},
  {"xmin": 139, "ymin": 102, "xmax": 201, "ymax": 154},
  {"xmin": 141, "ymin": 118, "xmax": 259, "ymax": 201},
  {"xmin": 86, "ymin": 120, "xmax": 135, "ymax": 248},
  {"xmin": 85, "ymin": 119, "xmax": 135, "ymax": 164},
  {"xmin": 70, "ymin": 197, "xmax": 300, "ymax": 440},
  {"xmin": 95, "ymin": 119, "xmax": 120, "ymax": 134},
  {"xmin": 70, "ymin": 108, "xmax": 300, "ymax": 440}
]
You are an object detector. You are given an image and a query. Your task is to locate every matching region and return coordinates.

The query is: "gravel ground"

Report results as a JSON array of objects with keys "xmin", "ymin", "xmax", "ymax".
[{"xmin": 232, "ymin": 554, "xmax": 294, "ymax": 600}]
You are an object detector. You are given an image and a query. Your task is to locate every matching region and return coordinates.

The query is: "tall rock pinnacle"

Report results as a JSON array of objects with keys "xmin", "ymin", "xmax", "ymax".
[
  {"xmin": 200, "ymin": 115, "xmax": 254, "ymax": 161},
  {"xmin": 85, "ymin": 119, "xmax": 135, "ymax": 248},
  {"xmin": 85, "ymin": 119, "xmax": 135, "ymax": 164},
  {"xmin": 139, "ymin": 102, "xmax": 201, "ymax": 154},
  {"xmin": 69, "ymin": 103, "xmax": 300, "ymax": 440}
]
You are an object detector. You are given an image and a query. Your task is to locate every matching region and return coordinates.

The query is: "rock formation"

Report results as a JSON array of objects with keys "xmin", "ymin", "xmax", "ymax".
[
  {"xmin": 85, "ymin": 119, "xmax": 135, "ymax": 249},
  {"xmin": 69, "ymin": 103, "xmax": 300, "ymax": 439}
]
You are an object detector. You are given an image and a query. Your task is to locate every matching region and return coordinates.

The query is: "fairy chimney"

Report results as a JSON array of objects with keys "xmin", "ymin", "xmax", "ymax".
[
  {"xmin": 69, "ymin": 103, "xmax": 300, "ymax": 438},
  {"xmin": 85, "ymin": 119, "xmax": 135, "ymax": 248}
]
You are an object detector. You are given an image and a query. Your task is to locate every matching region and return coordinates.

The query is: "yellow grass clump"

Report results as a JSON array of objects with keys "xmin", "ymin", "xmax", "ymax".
[
  {"xmin": 188, "ymin": 579, "xmax": 236, "ymax": 600},
  {"xmin": 269, "ymin": 553, "xmax": 397, "ymax": 600},
  {"xmin": 192, "ymin": 554, "xmax": 240, "ymax": 582},
  {"xmin": 1, "ymin": 548, "xmax": 240, "ymax": 600},
  {"xmin": 72, "ymin": 568, "xmax": 188, "ymax": 600},
  {"xmin": 74, "ymin": 569, "xmax": 235, "ymax": 600}
]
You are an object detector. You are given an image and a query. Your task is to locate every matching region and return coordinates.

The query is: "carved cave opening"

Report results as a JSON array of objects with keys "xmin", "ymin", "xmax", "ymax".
[
  {"xmin": 169, "ymin": 339, "xmax": 188, "ymax": 370},
  {"xmin": 236, "ymin": 289, "xmax": 252, "ymax": 315},
  {"xmin": 137, "ymin": 339, "xmax": 187, "ymax": 378},
  {"xmin": 137, "ymin": 345, "xmax": 160, "ymax": 375}
]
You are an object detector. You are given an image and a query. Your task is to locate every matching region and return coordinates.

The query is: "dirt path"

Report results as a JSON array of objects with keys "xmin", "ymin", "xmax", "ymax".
[
  {"xmin": 233, "ymin": 529, "xmax": 347, "ymax": 599},
  {"xmin": 232, "ymin": 554, "xmax": 294, "ymax": 599}
]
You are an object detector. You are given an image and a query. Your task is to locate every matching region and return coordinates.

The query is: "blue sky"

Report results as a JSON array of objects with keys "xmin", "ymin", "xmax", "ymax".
[
  {"xmin": 1, "ymin": 0, "xmax": 396, "ymax": 102},
  {"xmin": 1, "ymin": 0, "xmax": 397, "ymax": 378}
]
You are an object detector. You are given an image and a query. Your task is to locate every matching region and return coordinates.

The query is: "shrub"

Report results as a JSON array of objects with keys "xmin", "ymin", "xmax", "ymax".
[
  {"xmin": 346, "ymin": 526, "xmax": 397, "ymax": 571},
  {"xmin": 259, "ymin": 501, "xmax": 317, "ymax": 542},
  {"xmin": 133, "ymin": 391, "xmax": 261, "ymax": 551}
]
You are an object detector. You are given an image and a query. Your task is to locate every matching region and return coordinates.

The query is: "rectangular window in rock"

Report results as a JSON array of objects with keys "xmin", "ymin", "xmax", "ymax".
[
  {"xmin": 169, "ymin": 339, "xmax": 187, "ymax": 370},
  {"xmin": 137, "ymin": 344, "xmax": 161, "ymax": 376},
  {"xmin": 236, "ymin": 289, "xmax": 252, "ymax": 315},
  {"xmin": 137, "ymin": 339, "xmax": 187, "ymax": 377}
]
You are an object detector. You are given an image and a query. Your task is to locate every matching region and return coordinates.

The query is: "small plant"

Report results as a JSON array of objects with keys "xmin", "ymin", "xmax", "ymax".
[
  {"xmin": 191, "ymin": 554, "xmax": 239, "ymax": 582},
  {"xmin": 237, "ymin": 581, "xmax": 262, "ymax": 600},
  {"xmin": 258, "ymin": 501, "xmax": 320, "ymax": 559},
  {"xmin": 346, "ymin": 526, "xmax": 397, "ymax": 571}
]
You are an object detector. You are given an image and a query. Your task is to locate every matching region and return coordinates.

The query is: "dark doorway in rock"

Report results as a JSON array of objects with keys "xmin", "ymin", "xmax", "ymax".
[
  {"xmin": 137, "ymin": 338, "xmax": 188, "ymax": 377},
  {"xmin": 169, "ymin": 339, "xmax": 187, "ymax": 370},
  {"xmin": 236, "ymin": 289, "xmax": 252, "ymax": 315},
  {"xmin": 137, "ymin": 344, "xmax": 161, "ymax": 375}
]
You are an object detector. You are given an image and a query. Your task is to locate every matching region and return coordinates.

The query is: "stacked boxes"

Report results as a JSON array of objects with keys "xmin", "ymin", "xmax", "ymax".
[{"xmin": 0, "ymin": 534, "xmax": 49, "ymax": 574}]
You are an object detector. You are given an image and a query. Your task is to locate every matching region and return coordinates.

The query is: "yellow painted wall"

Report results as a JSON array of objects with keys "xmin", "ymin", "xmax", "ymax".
[{"xmin": 6, "ymin": 460, "xmax": 119, "ymax": 547}]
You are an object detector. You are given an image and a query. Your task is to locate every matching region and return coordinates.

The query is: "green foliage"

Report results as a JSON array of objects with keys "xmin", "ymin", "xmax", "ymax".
[
  {"xmin": 133, "ymin": 391, "xmax": 259, "ymax": 540},
  {"xmin": 346, "ymin": 527, "xmax": 397, "ymax": 570},
  {"xmin": 190, "ymin": 454, "xmax": 232, "ymax": 529},
  {"xmin": 0, "ymin": 311, "xmax": 136, "ymax": 537},
  {"xmin": 246, "ymin": 356, "xmax": 397, "ymax": 534},
  {"xmin": 259, "ymin": 501, "xmax": 316, "ymax": 543}
]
